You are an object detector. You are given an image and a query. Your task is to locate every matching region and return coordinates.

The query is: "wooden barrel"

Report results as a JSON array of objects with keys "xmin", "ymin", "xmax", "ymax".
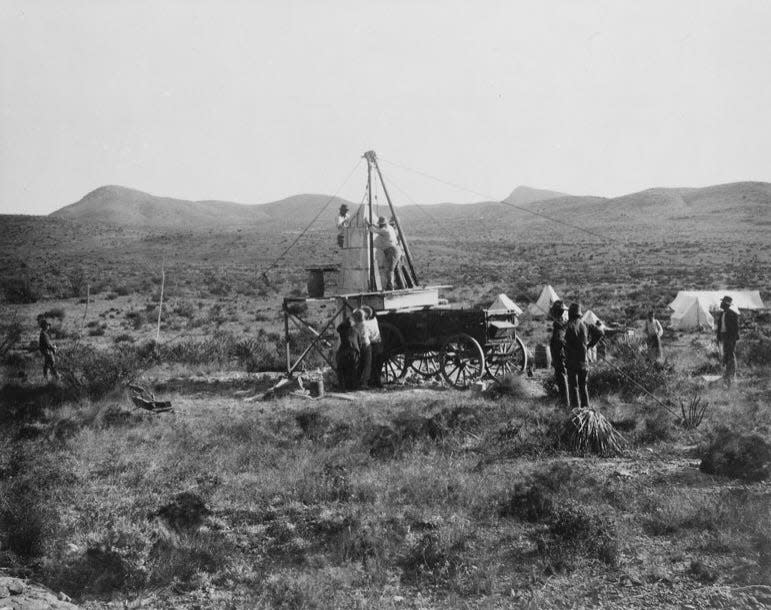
[
  {"xmin": 307, "ymin": 269, "xmax": 325, "ymax": 298},
  {"xmin": 534, "ymin": 344, "xmax": 552, "ymax": 369}
]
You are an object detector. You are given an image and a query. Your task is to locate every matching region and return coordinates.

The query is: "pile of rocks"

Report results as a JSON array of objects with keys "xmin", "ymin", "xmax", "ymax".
[{"xmin": 0, "ymin": 573, "xmax": 78, "ymax": 610}]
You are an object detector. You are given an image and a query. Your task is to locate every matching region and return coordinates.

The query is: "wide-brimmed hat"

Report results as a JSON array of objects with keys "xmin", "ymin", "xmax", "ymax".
[
  {"xmin": 721, "ymin": 295, "xmax": 733, "ymax": 305},
  {"xmin": 339, "ymin": 204, "xmax": 349, "ymax": 213},
  {"xmin": 377, "ymin": 216, "xmax": 388, "ymax": 227},
  {"xmin": 568, "ymin": 302, "xmax": 582, "ymax": 318},
  {"xmin": 351, "ymin": 308, "xmax": 365, "ymax": 321}
]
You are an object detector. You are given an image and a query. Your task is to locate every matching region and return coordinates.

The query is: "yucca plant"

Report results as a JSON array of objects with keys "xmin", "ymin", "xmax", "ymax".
[{"xmin": 561, "ymin": 408, "xmax": 626, "ymax": 457}]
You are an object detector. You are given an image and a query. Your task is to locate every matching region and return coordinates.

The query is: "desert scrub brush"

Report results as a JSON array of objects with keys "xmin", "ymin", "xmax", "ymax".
[{"xmin": 561, "ymin": 408, "xmax": 626, "ymax": 457}]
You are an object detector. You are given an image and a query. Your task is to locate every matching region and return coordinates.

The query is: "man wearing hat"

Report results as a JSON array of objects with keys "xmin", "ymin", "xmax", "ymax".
[
  {"xmin": 38, "ymin": 319, "xmax": 59, "ymax": 380},
  {"xmin": 564, "ymin": 303, "xmax": 603, "ymax": 408},
  {"xmin": 716, "ymin": 295, "xmax": 740, "ymax": 386},
  {"xmin": 336, "ymin": 204, "xmax": 351, "ymax": 248},
  {"xmin": 549, "ymin": 300, "xmax": 570, "ymax": 408},
  {"xmin": 366, "ymin": 216, "xmax": 401, "ymax": 291}
]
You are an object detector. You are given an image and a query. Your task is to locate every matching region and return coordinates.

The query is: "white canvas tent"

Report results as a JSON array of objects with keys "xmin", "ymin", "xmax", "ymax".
[
  {"xmin": 582, "ymin": 310, "xmax": 604, "ymax": 327},
  {"xmin": 670, "ymin": 296, "xmax": 715, "ymax": 331},
  {"xmin": 528, "ymin": 285, "xmax": 560, "ymax": 317},
  {"xmin": 486, "ymin": 293, "xmax": 523, "ymax": 315},
  {"xmin": 669, "ymin": 290, "xmax": 764, "ymax": 313}
]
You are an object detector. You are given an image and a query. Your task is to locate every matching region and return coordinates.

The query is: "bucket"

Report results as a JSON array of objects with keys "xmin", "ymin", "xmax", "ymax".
[
  {"xmin": 308, "ymin": 378, "xmax": 325, "ymax": 398},
  {"xmin": 534, "ymin": 344, "xmax": 552, "ymax": 369}
]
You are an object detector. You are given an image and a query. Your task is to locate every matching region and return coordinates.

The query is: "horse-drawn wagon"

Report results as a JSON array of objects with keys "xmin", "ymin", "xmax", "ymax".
[{"xmin": 280, "ymin": 150, "xmax": 527, "ymax": 389}]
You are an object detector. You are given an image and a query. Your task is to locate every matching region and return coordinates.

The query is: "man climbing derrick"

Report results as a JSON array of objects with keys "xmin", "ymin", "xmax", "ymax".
[{"xmin": 365, "ymin": 216, "xmax": 401, "ymax": 291}]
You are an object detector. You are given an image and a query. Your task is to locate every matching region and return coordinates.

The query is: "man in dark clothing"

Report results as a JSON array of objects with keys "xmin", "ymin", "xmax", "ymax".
[
  {"xmin": 549, "ymin": 300, "xmax": 570, "ymax": 408},
  {"xmin": 564, "ymin": 303, "xmax": 603, "ymax": 409},
  {"xmin": 716, "ymin": 295, "xmax": 740, "ymax": 386},
  {"xmin": 38, "ymin": 319, "xmax": 58, "ymax": 380},
  {"xmin": 336, "ymin": 316, "xmax": 361, "ymax": 391}
]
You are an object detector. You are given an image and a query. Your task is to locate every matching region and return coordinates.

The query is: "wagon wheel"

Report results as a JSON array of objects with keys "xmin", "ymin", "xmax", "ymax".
[
  {"xmin": 485, "ymin": 337, "xmax": 528, "ymax": 380},
  {"xmin": 409, "ymin": 350, "xmax": 441, "ymax": 378},
  {"xmin": 379, "ymin": 322, "xmax": 407, "ymax": 384},
  {"xmin": 440, "ymin": 334, "xmax": 485, "ymax": 389}
]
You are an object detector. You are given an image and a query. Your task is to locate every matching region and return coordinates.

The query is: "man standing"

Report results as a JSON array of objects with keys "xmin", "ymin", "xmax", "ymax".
[
  {"xmin": 716, "ymin": 295, "xmax": 740, "ymax": 386},
  {"xmin": 644, "ymin": 310, "xmax": 664, "ymax": 362},
  {"xmin": 38, "ymin": 319, "xmax": 58, "ymax": 380},
  {"xmin": 336, "ymin": 204, "xmax": 351, "ymax": 248},
  {"xmin": 335, "ymin": 316, "xmax": 360, "ymax": 391},
  {"xmin": 362, "ymin": 306, "xmax": 383, "ymax": 388},
  {"xmin": 549, "ymin": 300, "xmax": 570, "ymax": 408},
  {"xmin": 564, "ymin": 303, "xmax": 603, "ymax": 409},
  {"xmin": 351, "ymin": 309, "xmax": 372, "ymax": 390},
  {"xmin": 366, "ymin": 216, "xmax": 401, "ymax": 291}
]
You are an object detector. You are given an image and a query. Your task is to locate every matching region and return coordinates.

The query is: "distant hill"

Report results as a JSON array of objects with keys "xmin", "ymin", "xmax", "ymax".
[
  {"xmin": 505, "ymin": 185, "xmax": 570, "ymax": 205},
  {"xmin": 48, "ymin": 181, "xmax": 770, "ymax": 235},
  {"xmin": 51, "ymin": 186, "xmax": 356, "ymax": 229}
]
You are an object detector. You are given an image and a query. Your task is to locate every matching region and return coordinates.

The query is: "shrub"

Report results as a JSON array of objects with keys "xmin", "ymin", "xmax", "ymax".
[
  {"xmin": 739, "ymin": 330, "xmax": 771, "ymax": 367},
  {"xmin": 399, "ymin": 529, "xmax": 468, "ymax": 585},
  {"xmin": 636, "ymin": 414, "xmax": 675, "ymax": 444},
  {"xmin": 499, "ymin": 482, "xmax": 553, "ymax": 522},
  {"xmin": 541, "ymin": 501, "xmax": 619, "ymax": 569},
  {"xmin": 57, "ymin": 342, "xmax": 158, "ymax": 402},
  {"xmin": 700, "ymin": 427, "xmax": 771, "ymax": 482},
  {"xmin": 2, "ymin": 276, "xmax": 38, "ymax": 303},
  {"xmin": 173, "ymin": 300, "xmax": 196, "ymax": 319},
  {"xmin": 114, "ymin": 333, "xmax": 135, "ymax": 344},
  {"xmin": 125, "ymin": 311, "xmax": 144, "ymax": 330},
  {"xmin": 0, "ymin": 321, "xmax": 23, "ymax": 357},
  {"xmin": 41, "ymin": 307, "xmax": 66, "ymax": 321},
  {"xmin": 88, "ymin": 326, "xmax": 106, "ymax": 337},
  {"xmin": 487, "ymin": 372, "xmax": 529, "ymax": 400},
  {"xmin": 0, "ymin": 446, "xmax": 69, "ymax": 560}
]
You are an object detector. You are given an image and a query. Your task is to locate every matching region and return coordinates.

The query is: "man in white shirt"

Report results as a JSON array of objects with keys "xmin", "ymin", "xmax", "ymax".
[{"xmin": 366, "ymin": 216, "xmax": 401, "ymax": 290}]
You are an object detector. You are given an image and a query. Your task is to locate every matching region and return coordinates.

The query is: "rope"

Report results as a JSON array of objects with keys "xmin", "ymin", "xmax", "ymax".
[
  {"xmin": 259, "ymin": 158, "xmax": 363, "ymax": 284},
  {"xmin": 379, "ymin": 157, "xmax": 616, "ymax": 244}
]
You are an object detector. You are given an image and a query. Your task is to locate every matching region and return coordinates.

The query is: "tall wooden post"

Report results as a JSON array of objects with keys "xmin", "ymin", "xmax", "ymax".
[
  {"xmin": 156, "ymin": 259, "xmax": 165, "ymax": 342},
  {"xmin": 283, "ymin": 301, "xmax": 291, "ymax": 375},
  {"xmin": 366, "ymin": 157, "xmax": 376, "ymax": 291}
]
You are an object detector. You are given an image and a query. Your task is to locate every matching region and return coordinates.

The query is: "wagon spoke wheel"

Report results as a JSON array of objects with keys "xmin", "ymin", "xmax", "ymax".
[
  {"xmin": 485, "ymin": 337, "xmax": 528, "ymax": 380},
  {"xmin": 409, "ymin": 350, "xmax": 441, "ymax": 378},
  {"xmin": 440, "ymin": 334, "xmax": 485, "ymax": 389},
  {"xmin": 379, "ymin": 322, "xmax": 407, "ymax": 384}
]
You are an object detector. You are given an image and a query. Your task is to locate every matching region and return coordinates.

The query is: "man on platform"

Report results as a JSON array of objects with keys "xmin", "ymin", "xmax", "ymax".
[
  {"xmin": 336, "ymin": 204, "xmax": 351, "ymax": 248},
  {"xmin": 365, "ymin": 216, "xmax": 401, "ymax": 291}
]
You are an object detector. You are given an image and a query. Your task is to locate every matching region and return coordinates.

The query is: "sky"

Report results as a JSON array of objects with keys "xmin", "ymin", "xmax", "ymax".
[{"xmin": 1, "ymin": 0, "xmax": 770, "ymax": 215}]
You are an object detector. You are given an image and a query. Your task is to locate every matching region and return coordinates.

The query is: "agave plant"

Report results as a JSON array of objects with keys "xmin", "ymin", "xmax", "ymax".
[{"xmin": 562, "ymin": 408, "xmax": 626, "ymax": 457}]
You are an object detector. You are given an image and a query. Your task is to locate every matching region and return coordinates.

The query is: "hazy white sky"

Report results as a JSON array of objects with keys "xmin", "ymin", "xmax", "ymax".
[{"xmin": 1, "ymin": 0, "xmax": 770, "ymax": 215}]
